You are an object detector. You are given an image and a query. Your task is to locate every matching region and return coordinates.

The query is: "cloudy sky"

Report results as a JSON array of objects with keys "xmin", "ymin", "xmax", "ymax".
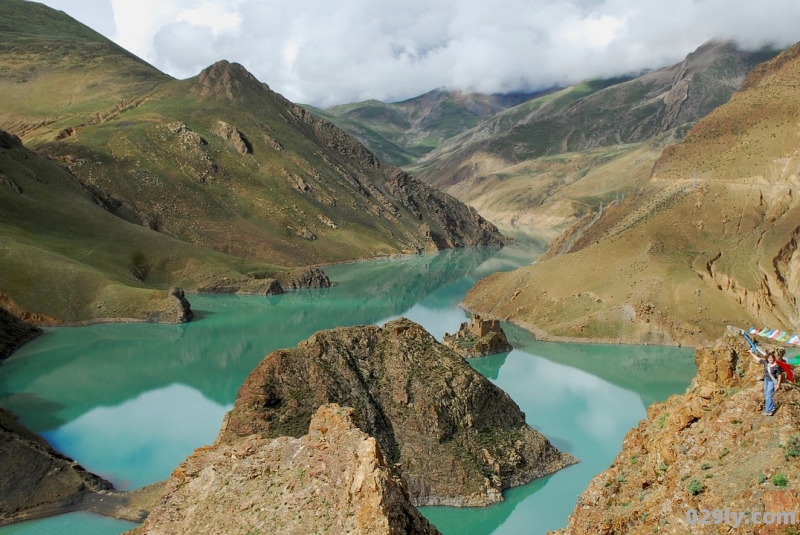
[{"xmin": 37, "ymin": 0, "xmax": 800, "ymax": 108}]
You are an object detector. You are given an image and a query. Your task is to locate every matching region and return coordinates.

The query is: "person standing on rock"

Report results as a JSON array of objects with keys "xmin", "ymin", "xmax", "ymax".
[{"xmin": 751, "ymin": 349, "xmax": 782, "ymax": 416}]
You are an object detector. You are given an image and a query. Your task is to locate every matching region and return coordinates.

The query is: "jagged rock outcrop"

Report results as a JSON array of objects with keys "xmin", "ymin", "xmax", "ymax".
[
  {"xmin": 553, "ymin": 332, "xmax": 800, "ymax": 534},
  {"xmin": 283, "ymin": 101, "xmax": 508, "ymax": 249},
  {"xmin": 0, "ymin": 408, "xmax": 113, "ymax": 526},
  {"xmin": 129, "ymin": 404, "xmax": 440, "ymax": 535},
  {"xmin": 442, "ymin": 314, "xmax": 513, "ymax": 358},
  {"xmin": 221, "ymin": 318, "xmax": 576, "ymax": 506},
  {"xmin": 0, "ymin": 307, "xmax": 41, "ymax": 360},
  {"xmin": 279, "ymin": 267, "xmax": 332, "ymax": 290},
  {"xmin": 212, "ymin": 120, "xmax": 252, "ymax": 155}
]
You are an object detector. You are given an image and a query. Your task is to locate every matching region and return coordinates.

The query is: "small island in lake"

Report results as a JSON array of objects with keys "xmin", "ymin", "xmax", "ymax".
[{"xmin": 442, "ymin": 314, "xmax": 513, "ymax": 358}]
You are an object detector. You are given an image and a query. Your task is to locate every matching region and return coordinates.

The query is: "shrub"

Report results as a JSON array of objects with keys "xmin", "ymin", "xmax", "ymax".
[
  {"xmin": 687, "ymin": 479, "xmax": 703, "ymax": 495},
  {"xmin": 772, "ymin": 473, "xmax": 788, "ymax": 487}
]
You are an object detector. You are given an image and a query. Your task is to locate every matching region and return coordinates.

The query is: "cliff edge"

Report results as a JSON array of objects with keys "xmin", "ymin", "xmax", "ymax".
[{"xmin": 553, "ymin": 332, "xmax": 800, "ymax": 534}]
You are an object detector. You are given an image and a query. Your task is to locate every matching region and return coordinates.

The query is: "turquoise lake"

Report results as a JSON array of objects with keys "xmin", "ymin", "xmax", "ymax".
[{"xmin": 0, "ymin": 236, "xmax": 696, "ymax": 534}]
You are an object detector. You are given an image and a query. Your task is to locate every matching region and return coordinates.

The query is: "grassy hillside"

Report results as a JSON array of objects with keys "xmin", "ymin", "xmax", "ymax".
[
  {"xmin": 463, "ymin": 42, "xmax": 800, "ymax": 347},
  {"xmin": 0, "ymin": 129, "xmax": 284, "ymax": 322},
  {"xmin": 0, "ymin": 0, "xmax": 170, "ymax": 142},
  {"xmin": 0, "ymin": 0, "xmax": 505, "ymax": 322}
]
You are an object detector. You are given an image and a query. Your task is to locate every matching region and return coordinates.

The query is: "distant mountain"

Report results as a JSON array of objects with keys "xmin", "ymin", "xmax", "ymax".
[
  {"xmin": 462, "ymin": 41, "xmax": 800, "ymax": 347},
  {"xmin": 309, "ymin": 88, "xmax": 551, "ymax": 167},
  {"xmin": 321, "ymin": 42, "xmax": 778, "ymax": 232},
  {"xmin": 404, "ymin": 41, "xmax": 779, "ymax": 229},
  {"xmin": 0, "ymin": 0, "xmax": 504, "ymax": 322}
]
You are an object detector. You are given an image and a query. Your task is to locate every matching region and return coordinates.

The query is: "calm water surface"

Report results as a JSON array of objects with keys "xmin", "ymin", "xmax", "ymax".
[{"xmin": 0, "ymin": 236, "xmax": 695, "ymax": 534}]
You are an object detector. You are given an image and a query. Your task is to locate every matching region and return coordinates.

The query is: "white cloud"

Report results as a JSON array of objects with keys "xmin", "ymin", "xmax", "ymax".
[{"xmin": 36, "ymin": 0, "xmax": 800, "ymax": 107}]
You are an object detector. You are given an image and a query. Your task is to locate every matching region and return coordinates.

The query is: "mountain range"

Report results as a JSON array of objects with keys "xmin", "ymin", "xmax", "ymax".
[{"xmin": 322, "ymin": 41, "xmax": 779, "ymax": 231}]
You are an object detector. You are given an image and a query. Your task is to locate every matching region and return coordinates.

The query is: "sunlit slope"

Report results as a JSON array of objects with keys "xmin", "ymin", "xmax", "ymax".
[
  {"xmin": 0, "ymin": 130, "xmax": 282, "ymax": 322},
  {"xmin": 463, "ymin": 42, "xmax": 800, "ymax": 347},
  {"xmin": 0, "ymin": 1, "xmax": 504, "ymax": 272},
  {"xmin": 0, "ymin": 0, "xmax": 170, "ymax": 143},
  {"xmin": 31, "ymin": 60, "xmax": 503, "ymax": 267}
]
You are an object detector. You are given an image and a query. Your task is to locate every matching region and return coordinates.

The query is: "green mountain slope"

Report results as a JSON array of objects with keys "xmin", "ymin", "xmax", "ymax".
[
  {"xmin": 0, "ymin": 129, "xmax": 282, "ymax": 322},
  {"xmin": 0, "ymin": 0, "xmax": 505, "ymax": 322},
  {"xmin": 463, "ymin": 41, "xmax": 800, "ymax": 347}
]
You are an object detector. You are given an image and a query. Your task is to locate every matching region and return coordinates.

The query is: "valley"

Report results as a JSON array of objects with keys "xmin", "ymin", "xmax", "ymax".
[{"xmin": 2, "ymin": 1, "xmax": 800, "ymax": 534}]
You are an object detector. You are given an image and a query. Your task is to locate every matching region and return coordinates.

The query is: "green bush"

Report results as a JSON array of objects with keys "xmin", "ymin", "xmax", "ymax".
[
  {"xmin": 687, "ymin": 479, "xmax": 703, "ymax": 495},
  {"xmin": 772, "ymin": 473, "xmax": 788, "ymax": 487}
]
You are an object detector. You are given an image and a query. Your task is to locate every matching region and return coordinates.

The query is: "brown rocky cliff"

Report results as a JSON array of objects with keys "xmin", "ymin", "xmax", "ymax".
[
  {"xmin": 553, "ymin": 332, "xmax": 800, "ymax": 534},
  {"xmin": 129, "ymin": 404, "xmax": 440, "ymax": 535},
  {"xmin": 221, "ymin": 318, "xmax": 576, "ymax": 506}
]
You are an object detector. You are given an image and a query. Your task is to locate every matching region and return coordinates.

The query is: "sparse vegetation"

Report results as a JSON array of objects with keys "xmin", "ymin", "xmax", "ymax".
[
  {"xmin": 687, "ymin": 479, "xmax": 703, "ymax": 495},
  {"xmin": 784, "ymin": 436, "xmax": 800, "ymax": 460}
]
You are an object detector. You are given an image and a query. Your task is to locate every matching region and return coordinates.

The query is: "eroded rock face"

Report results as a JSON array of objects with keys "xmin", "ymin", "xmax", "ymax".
[
  {"xmin": 212, "ymin": 120, "xmax": 252, "ymax": 155},
  {"xmin": 146, "ymin": 287, "xmax": 193, "ymax": 324},
  {"xmin": 553, "ymin": 332, "xmax": 800, "ymax": 535},
  {"xmin": 130, "ymin": 404, "xmax": 440, "ymax": 535},
  {"xmin": 221, "ymin": 318, "xmax": 576, "ymax": 506}
]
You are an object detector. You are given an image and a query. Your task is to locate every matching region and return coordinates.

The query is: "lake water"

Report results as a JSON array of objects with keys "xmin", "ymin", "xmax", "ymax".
[{"xmin": 0, "ymin": 236, "xmax": 695, "ymax": 534}]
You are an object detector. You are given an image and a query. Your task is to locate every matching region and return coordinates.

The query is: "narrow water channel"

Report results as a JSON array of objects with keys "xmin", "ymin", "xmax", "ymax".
[{"xmin": 0, "ymin": 234, "xmax": 695, "ymax": 534}]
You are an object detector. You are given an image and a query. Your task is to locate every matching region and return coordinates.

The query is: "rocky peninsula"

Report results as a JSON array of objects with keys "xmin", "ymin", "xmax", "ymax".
[
  {"xmin": 552, "ymin": 331, "xmax": 800, "ymax": 534},
  {"xmin": 221, "ymin": 318, "xmax": 576, "ymax": 506}
]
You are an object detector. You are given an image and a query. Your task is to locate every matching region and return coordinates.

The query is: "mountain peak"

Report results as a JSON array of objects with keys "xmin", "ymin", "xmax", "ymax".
[{"xmin": 194, "ymin": 60, "xmax": 270, "ymax": 101}]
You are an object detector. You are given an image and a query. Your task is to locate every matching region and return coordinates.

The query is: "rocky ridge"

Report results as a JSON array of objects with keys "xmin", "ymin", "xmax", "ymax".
[
  {"xmin": 128, "ymin": 404, "xmax": 440, "ymax": 535},
  {"xmin": 221, "ymin": 318, "xmax": 576, "ymax": 506},
  {"xmin": 553, "ymin": 332, "xmax": 800, "ymax": 535}
]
